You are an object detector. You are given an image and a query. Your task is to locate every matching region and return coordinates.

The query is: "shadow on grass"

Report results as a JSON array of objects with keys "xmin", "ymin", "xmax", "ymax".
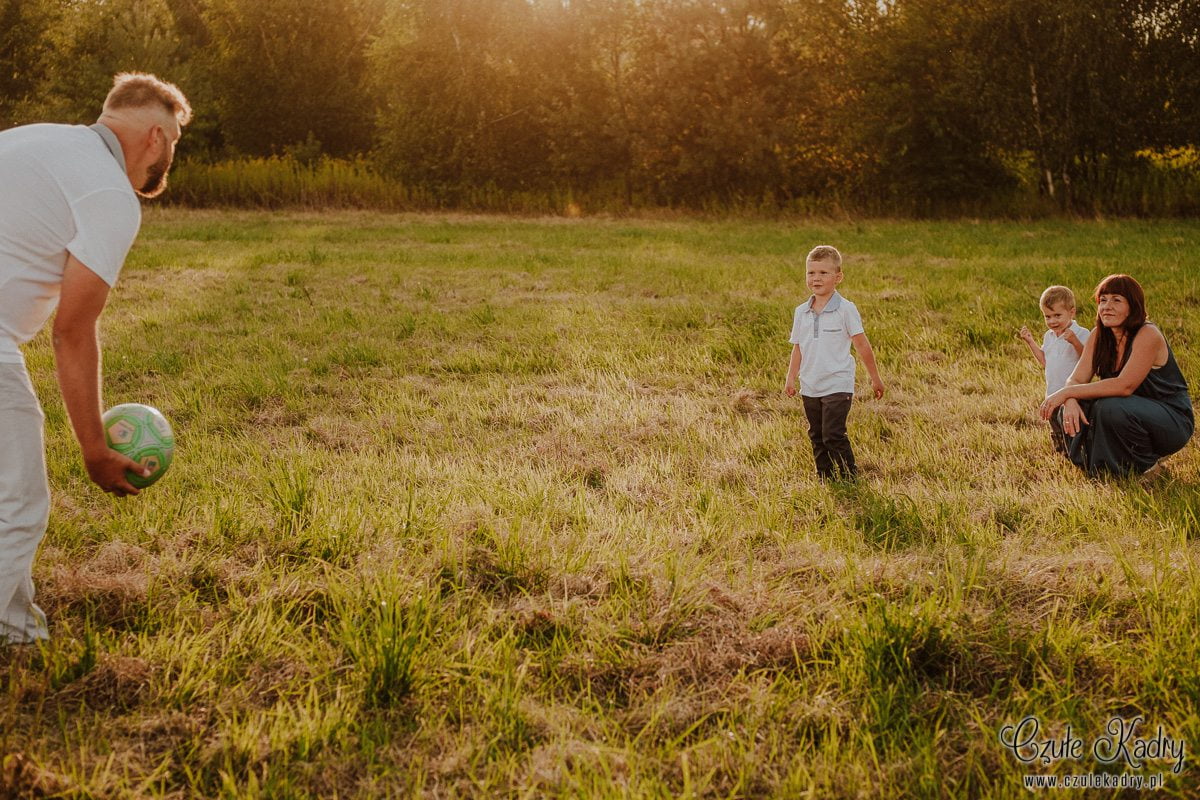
[
  {"xmin": 832, "ymin": 480, "xmax": 932, "ymax": 551},
  {"xmin": 1119, "ymin": 472, "xmax": 1200, "ymax": 539}
]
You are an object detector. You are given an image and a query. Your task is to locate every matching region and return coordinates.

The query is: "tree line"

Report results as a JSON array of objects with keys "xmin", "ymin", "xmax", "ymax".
[{"xmin": 2, "ymin": 0, "xmax": 1197, "ymax": 214}]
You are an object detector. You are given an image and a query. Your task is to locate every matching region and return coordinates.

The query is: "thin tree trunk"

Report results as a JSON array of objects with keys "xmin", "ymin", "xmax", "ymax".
[{"xmin": 1028, "ymin": 62, "xmax": 1054, "ymax": 199}]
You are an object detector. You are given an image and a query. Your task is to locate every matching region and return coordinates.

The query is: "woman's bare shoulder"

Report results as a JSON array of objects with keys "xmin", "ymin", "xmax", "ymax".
[
  {"xmin": 1138, "ymin": 322, "xmax": 1169, "ymax": 365},
  {"xmin": 1138, "ymin": 321, "xmax": 1166, "ymax": 341}
]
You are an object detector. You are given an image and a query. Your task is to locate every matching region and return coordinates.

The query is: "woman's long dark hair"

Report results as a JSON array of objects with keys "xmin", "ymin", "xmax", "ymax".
[{"xmin": 1091, "ymin": 274, "xmax": 1147, "ymax": 376}]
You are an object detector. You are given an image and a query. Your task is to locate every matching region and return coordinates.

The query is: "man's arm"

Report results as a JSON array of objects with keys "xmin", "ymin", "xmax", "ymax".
[
  {"xmin": 52, "ymin": 255, "xmax": 146, "ymax": 496},
  {"xmin": 850, "ymin": 332, "xmax": 885, "ymax": 399}
]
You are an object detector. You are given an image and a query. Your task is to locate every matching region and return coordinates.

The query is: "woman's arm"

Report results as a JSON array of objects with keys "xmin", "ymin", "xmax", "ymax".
[
  {"xmin": 1063, "ymin": 332, "xmax": 1097, "ymax": 388},
  {"xmin": 1062, "ymin": 325, "xmax": 1161, "ymax": 400},
  {"xmin": 1040, "ymin": 326, "xmax": 1162, "ymax": 419}
]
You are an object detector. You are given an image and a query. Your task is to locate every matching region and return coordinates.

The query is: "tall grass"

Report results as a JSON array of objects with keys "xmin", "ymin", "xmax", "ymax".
[
  {"xmin": 167, "ymin": 157, "xmax": 580, "ymax": 214},
  {"xmin": 167, "ymin": 156, "xmax": 423, "ymax": 210},
  {"xmin": 1, "ymin": 211, "xmax": 1197, "ymax": 798},
  {"xmin": 166, "ymin": 154, "xmax": 1200, "ymax": 217}
]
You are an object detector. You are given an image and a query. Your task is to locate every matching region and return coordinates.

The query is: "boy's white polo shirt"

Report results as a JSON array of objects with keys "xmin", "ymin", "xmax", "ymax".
[
  {"xmin": 1043, "ymin": 322, "xmax": 1091, "ymax": 396},
  {"xmin": 790, "ymin": 291, "xmax": 864, "ymax": 397}
]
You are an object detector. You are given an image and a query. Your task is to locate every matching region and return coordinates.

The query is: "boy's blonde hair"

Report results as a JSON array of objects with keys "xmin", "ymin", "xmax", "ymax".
[
  {"xmin": 806, "ymin": 245, "xmax": 842, "ymax": 271},
  {"xmin": 1039, "ymin": 285, "xmax": 1075, "ymax": 311},
  {"xmin": 103, "ymin": 72, "xmax": 192, "ymax": 126}
]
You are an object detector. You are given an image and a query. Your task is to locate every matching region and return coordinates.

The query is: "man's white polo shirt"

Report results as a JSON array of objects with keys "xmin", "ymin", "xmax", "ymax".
[
  {"xmin": 789, "ymin": 291, "xmax": 864, "ymax": 397},
  {"xmin": 0, "ymin": 123, "xmax": 140, "ymax": 365}
]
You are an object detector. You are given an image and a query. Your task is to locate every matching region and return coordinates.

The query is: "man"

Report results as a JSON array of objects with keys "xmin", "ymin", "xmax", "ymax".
[{"xmin": 0, "ymin": 73, "xmax": 191, "ymax": 643}]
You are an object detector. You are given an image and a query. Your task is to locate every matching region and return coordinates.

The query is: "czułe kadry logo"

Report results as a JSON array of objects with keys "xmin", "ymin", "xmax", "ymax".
[{"xmin": 999, "ymin": 715, "xmax": 1187, "ymax": 775}]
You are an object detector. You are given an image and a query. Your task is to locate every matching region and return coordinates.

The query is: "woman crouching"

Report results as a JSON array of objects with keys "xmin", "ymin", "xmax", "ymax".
[{"xmin": 1039, "ymin": 274, "xmax": 1193, "ymax": 477}]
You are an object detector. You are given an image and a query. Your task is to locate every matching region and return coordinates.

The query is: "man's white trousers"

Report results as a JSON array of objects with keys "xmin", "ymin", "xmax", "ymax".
[{"xmin": 0, "ymin": 362, "xmax": 50, "ymax": 643}]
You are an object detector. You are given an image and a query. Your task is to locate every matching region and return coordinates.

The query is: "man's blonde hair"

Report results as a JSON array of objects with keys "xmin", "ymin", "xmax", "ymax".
[
  {"xmin": 1040, "ymin": 285, "xmax": 1075, "ymax": 311},
  {"xmin": 806, "ymin": 245, "xmax": 842, "ymax": 271},
  {"xmin": 103, "ymin": 72, "xmax": 192, "ymax": 126}
]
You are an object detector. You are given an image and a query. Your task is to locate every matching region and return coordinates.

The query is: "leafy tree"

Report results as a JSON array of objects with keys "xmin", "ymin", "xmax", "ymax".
[
  {"xmin": 616, "ymin": 0, "xmax": 815, "ymax": 203},
  {"xmin": 526, "ymin": 0, "xmax": 634, "ymax": 199},
  {"xmin": 203, "ymin": 0, "xmax": 384, "ymax": 157},
  {"xmin": 838, "ymin": 0, "xmax": 1012, "ymax": 211},
  {"xmin": 0, "ymin": 0, "xmax": 61, "ymax": 128},
  {"xmin": 965, "ymin": 0, "xmax": 1193, "ymax": 209},
  {"xmin": 1124, "ymin": 0, "xmax": 1200, "ymax": 150},
  {"xmin": 21, "ymin": 0, "xmax": 185, "ymax": 124},
  {"xmin": 371, "ymin": 0, "xmax": 565, "ymax": 192},
  {"xmin": 568, "ymin": 0, "xmax": 641, "ymax": 202},
  {"xmin": 5, "ymin": 0, "xmax": 1193, "ymax": 211}
]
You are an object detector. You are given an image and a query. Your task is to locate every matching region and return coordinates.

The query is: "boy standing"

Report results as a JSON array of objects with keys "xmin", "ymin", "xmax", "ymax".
[
  {"xmin": 785, "ymin": 246, "xmax": 885, "ymax": 480},
  {"xmin": 1018, "ymin": 285, "xmax": 1090, "ymax": 454}
]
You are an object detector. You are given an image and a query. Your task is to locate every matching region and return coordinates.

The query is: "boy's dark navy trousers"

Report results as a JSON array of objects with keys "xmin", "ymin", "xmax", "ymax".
[{"xmin": 802, "ymin": 392, "xmax": 856, "ymax": 478}]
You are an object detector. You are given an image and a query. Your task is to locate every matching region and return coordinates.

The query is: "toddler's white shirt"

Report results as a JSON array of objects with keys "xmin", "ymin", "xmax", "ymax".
[{"xmin": 1043, "ymin": 322, "xmax": 1091, "ymax": 396}]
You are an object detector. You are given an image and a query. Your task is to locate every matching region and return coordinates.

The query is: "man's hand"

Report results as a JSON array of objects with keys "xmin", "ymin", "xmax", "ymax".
[
  {"xmin": 784, "ymin": 379, "xmax": 797, "ymax": 397},
  {"xmin": 870, "ymin": 377, "xmax": 885, "ymax": 399},
  {"xmin": 83, "ymin": 447, "xmax": 148, "ymax": 497}
]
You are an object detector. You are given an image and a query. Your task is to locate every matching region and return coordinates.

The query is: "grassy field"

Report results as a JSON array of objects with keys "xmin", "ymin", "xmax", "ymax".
[{"xmin": 2, "ymin": 210, "xmax": 1198, "ymax": 798}]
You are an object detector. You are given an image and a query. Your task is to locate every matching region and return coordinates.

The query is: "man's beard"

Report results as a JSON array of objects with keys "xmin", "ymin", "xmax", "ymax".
[{"xmin": 137, "ymin": 148, "xmax": 173, "ymax": 198}]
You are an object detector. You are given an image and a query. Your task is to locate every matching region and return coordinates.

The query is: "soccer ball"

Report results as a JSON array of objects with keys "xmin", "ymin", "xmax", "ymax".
[{"xmin": 102, "ymin": 403, "xmax": 175, "ymax": 489}]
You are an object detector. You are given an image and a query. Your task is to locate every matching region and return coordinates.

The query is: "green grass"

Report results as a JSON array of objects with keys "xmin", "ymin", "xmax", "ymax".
[{"xmin": 2, "ymin": 210, "xmax": 1198, "ymax": 798}]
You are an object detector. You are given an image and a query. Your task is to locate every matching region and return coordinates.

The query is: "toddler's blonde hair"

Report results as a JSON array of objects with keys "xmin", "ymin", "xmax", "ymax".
[{"xmin": 1040, "ymin": 285, "xmax": 1075, "ymax": 311}]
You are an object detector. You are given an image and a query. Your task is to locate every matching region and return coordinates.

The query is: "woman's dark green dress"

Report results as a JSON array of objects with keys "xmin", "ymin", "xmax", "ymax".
[{"xmin": 1065, "ymin": 333, "xmax": 1194, "ymax": 476}]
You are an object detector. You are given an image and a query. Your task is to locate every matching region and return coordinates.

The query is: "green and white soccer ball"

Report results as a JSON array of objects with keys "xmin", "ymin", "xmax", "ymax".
[{"xmin": 102, "ymin": 403, "xmax": 175, "ymax": 488}]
